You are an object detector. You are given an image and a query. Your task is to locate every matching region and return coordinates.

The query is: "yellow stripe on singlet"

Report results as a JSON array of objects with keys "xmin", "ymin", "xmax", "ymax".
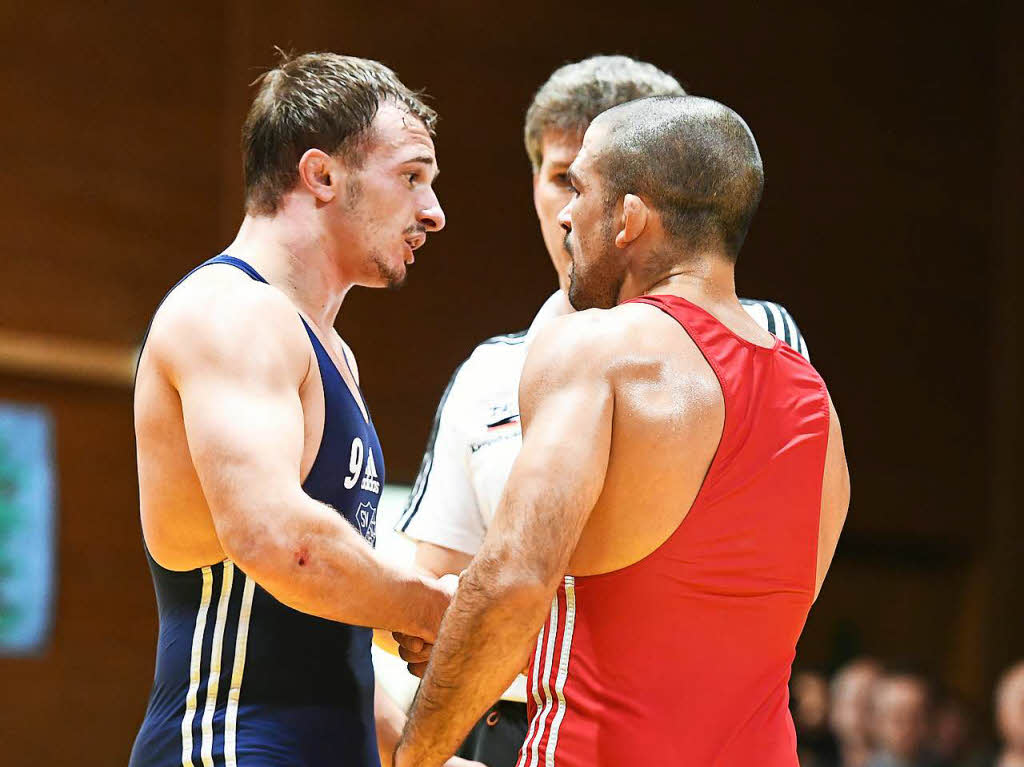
[
  {"xmin": 200, "ymin": 562, "xmax": 234, "ymax": 767},
  {"xmin": 180, "ymin": 566, "xmax": 213, "ymax": 767},
  {"xmin": 224, "ymin": 574, "xmax": 255, "ymax": 767}
]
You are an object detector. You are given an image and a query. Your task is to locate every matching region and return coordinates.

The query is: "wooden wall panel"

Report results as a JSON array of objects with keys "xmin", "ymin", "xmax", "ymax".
[
  {"xmin": 0, "ymin": 0, "xmax": 223, "ymax": 344},
  {"xmin": 0, "ymin": 377, "xmax": 148, "ymax": 764},
  {"xmin": 0, "ymin": 1, "xmax": 1015, "ymax": 762}
]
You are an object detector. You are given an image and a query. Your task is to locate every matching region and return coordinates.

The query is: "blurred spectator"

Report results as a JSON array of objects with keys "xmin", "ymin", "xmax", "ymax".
[
  {"xmin": 793, "ymin": 670, "xmax": 840, "ymax": 766},
  {"xmin": 832, "ymin": 658, "xmax": 884, "ymax": 767},
  {"xmin": 867, "ymin": 673, "xmax": 947, "ymax": 767},
  {"xmin": 994, "ymin": 661, "xmax": 1024, "ymax": 767},
  {"xmin": 931, "ymin": 690, "xmax": 978, "ymax": 766}
]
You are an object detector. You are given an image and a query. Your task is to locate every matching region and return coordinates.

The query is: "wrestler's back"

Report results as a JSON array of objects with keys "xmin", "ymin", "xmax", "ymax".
[
  {"xmin": 564, "ymin": 301, "xmax": 731, "ymax": 578},
  {"xmin": 521, "ymin": 295, "xmax": 844, "ymax": 767}
]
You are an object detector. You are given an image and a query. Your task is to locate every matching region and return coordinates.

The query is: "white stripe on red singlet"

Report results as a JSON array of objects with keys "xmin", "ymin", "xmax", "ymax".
[
  {"xmin": 519, "ymin": 578, "xmax": 579, "ymax": 767},
  {"xmin": 525, "ymin": 592, "xmax": 561, "ymax": 767},
  {"xmin": 544, "ymin": 576, "xmax": 576, "ymax": 766},
  {"xmin": 516, "ymin": 623, "xmax": 550, "ymax": 767}
]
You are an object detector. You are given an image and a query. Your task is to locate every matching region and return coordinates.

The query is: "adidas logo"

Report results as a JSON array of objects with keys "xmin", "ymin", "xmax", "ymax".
[{"xmin": 361, "ymin": 450, "xmax": 381, "ymax": 494}]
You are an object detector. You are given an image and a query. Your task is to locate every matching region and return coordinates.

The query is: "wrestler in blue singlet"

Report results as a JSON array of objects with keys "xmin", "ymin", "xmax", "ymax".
[{"xmin": 130, "ymin": 255, "xmax": 385, "ymax": 767}]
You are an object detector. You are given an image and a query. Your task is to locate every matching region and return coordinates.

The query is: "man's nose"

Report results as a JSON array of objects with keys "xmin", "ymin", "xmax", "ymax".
[
  {"xmin": 418, "ymin": 190, "xmax": 446, "ymax": 232},
  {"xmin": 558, "ymin": 203, "xmax": 572, "ymax": 233}
]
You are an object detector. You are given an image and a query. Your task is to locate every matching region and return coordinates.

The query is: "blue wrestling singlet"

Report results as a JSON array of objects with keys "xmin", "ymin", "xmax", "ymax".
[{"xmin": 130, "ymin": 255, "xmax": 386, "ymax": 767}]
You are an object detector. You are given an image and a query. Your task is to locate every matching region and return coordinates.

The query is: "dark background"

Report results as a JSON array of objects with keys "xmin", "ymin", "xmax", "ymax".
[{"xmin": 0, "ymin": 1, "xmax": 1020, "ymax": 763}]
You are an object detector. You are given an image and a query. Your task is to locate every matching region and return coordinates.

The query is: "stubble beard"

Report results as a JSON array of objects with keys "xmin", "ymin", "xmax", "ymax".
[
  {"xmin": 343, "ymin": 174, "xmax": 406, "ymax": 290},
  {"xmin": 566, "ymin": 221, "xmax": 623, "ymax": 311},
  {"xmin": 370, "ymin": 249, "xmax": 407, "ymax": 291}
]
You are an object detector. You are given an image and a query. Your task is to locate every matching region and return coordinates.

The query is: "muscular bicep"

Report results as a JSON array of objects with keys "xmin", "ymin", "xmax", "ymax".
[
  {"xmin": 178, "ymin": 361, "xmax": 305, "ymax": 518},
  {"xmin": 479, "ymin": 319, "xmax": 614, "ymax": 587},
  {"xmin": 159, "ymin": 298, "xmax": 309, "ymax": 560}
]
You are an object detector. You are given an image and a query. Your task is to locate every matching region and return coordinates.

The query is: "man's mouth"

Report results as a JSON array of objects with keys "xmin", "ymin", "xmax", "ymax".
[
  {"xmin": 404, "ymin": 233, "xmax": 426, "ymax": 262},
  {"xmin": 400, "ymin": 239, "xmax": 418, "ymax": 264}
]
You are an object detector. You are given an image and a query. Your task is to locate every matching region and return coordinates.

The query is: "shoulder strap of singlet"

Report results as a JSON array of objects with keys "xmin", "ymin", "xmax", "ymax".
[
  {"xmin": 625, "ymin": 294, "xmax": 736, "ymax": 398},
  {"xmin": 627, "ymin": 294, "xmax": 780, "ymax": 354},
  {"xmin": 207, "ymin": 256, "xmax": 357, "ymax": 381},
  {"xmin": 135, "ymin": 254, "xmax": 268, "ymax": 387},
  {"xmin": 205, "ymin": 254, "xmax": 269, "ymax": 284},
  {"xmin": 138, "ymin": 254, "xmax": 366, "ymax": 417}
]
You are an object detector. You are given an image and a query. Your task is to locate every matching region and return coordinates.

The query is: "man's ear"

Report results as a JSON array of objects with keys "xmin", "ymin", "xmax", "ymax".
[
  {"xmin": 297, "ymin": 148, "xmax": 338, "ymax": 203},
  {"xmin": 615, "ymin": 193, "xmax": 649, "ymax": 249}
]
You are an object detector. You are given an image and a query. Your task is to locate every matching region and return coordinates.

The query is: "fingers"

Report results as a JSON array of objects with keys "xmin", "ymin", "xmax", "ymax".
[
  {"xmin": 394, "ymin": 631, "xmax": 433, "ymax": 670},
  {"xmin": 393, "ymin": 632, "xmax": 425, "ymax": 652},
  {"xmin": 398, "ymin": 642, "xmax": 432, "ymax": 665}
]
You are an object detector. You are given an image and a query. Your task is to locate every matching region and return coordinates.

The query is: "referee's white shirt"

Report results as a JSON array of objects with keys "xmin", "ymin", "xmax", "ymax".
[{"xmin": 396, "ymin": 291, "xmax": 810, "ymax": 701}]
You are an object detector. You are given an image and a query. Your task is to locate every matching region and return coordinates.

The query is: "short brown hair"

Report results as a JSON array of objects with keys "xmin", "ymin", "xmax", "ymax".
[
  {"xmin": 595, "ymin": 96, "xmax": 764, "ymax": 260},
  {"xmin": 242, "ymin": 51, "xmax": 437, "ymax": 215},
  {"xmin": 524, "ymin": 55, "xmax": 685, "ymax": 172}
]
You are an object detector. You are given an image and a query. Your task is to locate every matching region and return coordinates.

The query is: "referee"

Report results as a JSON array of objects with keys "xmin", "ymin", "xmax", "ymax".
[{"xmin": 396, "ymin": 55, "xmax": 809, "ymax": 767}]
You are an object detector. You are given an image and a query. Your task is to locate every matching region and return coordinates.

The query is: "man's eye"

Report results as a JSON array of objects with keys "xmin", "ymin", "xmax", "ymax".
[
  {"xmin": 553, "ymin": 172, "xmax": 570, "ymax": 187},
  {"xmin": 407, "ymin": 173, "xmax": 419, "ymax": 186}
]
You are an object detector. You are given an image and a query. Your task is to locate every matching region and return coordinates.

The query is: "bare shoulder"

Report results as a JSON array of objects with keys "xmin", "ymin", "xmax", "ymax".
[
  {"xmin": 143, "ymin": 264, "xmax": 309, "ymax": 385},
  {"xmin": 522, "ymin": 308, "xmax": 626, "ymax": 388},
  {"xmin": 530, "ymin": 301, "xmax": 707, "ymax": 376},
  {"xmin": 522, "ymin": 302, "xmax": 723, "ymax": 434}
]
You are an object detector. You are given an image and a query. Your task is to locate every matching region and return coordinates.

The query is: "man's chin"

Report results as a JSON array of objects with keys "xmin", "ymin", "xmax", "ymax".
[
  {"xmin": 369, "ymin": 254, "xmax": 408, "ymax": 290},
  {"xmin": 567, "ymin": 281, "xmax": 594, "ymax": 311},
  {"xmin": 568, "ymin": 275, "xmax": 618, "ymax": 311},
  {"xmin": 381, "ymin": 267, "xmax": 407, "ymax": 291}
]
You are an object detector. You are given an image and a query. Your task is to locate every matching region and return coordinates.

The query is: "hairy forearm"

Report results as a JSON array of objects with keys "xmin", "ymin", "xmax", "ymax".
[
  {"xmin": 396, "ymin": 557, "xmax": 554, "ymax": 767},
  {"xmin": 226, "ymin": 496, "xmax": 446, "ymax": 639}
]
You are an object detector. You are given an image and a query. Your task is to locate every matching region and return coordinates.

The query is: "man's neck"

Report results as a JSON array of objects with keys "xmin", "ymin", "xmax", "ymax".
[
  {"xmin": 225, "ymin": 212, "xmax": 351, "ymax": 331},
  {"xmin": 619, "ymin": 251, "xmax": 739, "ymax": 308}
]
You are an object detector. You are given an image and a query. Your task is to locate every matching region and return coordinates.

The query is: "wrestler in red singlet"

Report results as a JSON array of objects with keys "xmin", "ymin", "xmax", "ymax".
[
  {"xmin": 519, "ymin": 293, "xmax": 829, "ymax": 767},
  {"xmin": 394, "ymin": 95, "xmax": 849, "ymax": 767}
]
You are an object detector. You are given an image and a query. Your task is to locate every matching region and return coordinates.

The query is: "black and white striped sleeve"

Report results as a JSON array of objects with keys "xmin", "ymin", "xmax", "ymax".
[
  {"xmin": 394, "ymin": 359, "xmax": 486, "ymax": 555},
  {"xmin": 740, "ymin": 299, "xmax": 811, "ymax": 361}
]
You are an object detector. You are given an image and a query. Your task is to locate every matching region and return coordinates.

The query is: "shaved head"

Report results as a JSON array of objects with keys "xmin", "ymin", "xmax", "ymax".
[{"xmin": 591, "ymin": 96, "xmax": 764, "ymax": 259}]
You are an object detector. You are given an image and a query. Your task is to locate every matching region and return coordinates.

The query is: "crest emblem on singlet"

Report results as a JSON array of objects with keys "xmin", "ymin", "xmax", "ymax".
[{"xmin": 357, "ymin": 501, "xmax": 377, "ymax": 546}]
